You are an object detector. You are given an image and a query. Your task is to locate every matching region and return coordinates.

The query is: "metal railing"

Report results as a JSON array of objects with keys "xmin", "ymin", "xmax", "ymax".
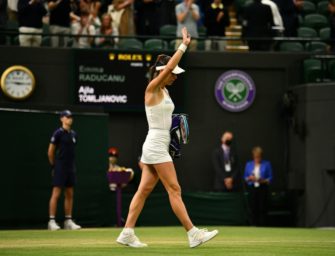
[{"xmin": 1, "ymin": 30, "xmax": 335, "ymax": 53}]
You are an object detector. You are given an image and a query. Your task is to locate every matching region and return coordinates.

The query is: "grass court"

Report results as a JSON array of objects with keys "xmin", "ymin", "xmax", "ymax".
[{"xmin": 0, "ymin": 226, "xmax": 334, "ymax": 256}]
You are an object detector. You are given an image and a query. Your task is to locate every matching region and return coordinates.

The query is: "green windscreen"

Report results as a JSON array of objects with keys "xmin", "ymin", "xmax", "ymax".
[
  {"xmin": 0, "ymin": 110, "xmax": 109, "ymax": 228},
  {"xmin": 0, "ymin": 110, "xmax": 248, "ymax": 228}
]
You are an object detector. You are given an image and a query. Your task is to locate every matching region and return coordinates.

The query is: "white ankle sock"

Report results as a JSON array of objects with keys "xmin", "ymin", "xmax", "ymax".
[
  {"xmin": 123, "ymin": 227, "xmax": 134, "ymax": 234},
  {"xmin": 187, "ymin": 226, "xmax": 198, "ymax": 236}
]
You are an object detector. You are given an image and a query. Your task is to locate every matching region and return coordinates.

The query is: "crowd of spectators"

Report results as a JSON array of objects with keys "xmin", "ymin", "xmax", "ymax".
[{"xmin": 0, "ymin": 0, "xmax": 334, "ymax": 50}]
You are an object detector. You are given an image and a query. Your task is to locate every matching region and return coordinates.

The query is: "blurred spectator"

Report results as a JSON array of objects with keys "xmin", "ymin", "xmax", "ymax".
[
  {"xmin": 213, "ymin": 131, "xmax": 241, "ymax": 192},
  {"xmin": 107, "ymin": 0, "xmax": 122, "ymax": 32},
  {"xmin": 243, "ymin": 0, "xmax": 274, "ymax": 51},
  {"xmin": 70, "ymin": 0, "xmax": 81, "ymax": 21},
  {"xmin": 79, "ymin": 0, "xmax": 102, "ymax": 27},
  {"xmin": 0, "ymin": 0, "xmax": 7, "ymax": 45},
  {"xmin": 109, "ymin": 0, "xmax": 135, "ymax": 36},
  {"xmin": 95, "ymin": 13, "xmax": 118, "ymax": 48},
  {"xmin": 158, "ymin": 0, "xmax": 177, "ymax": 26},
  {"xmin": 135, "ymin": 0, "xmax": 159, "ymax": 35},
  {"xmin": 205, "ymin": 0, "xmax": 230, "ymax": 36},
  {"xmin": 7, "ymin": 0, "xmax": 18, "ymax": 20},
  {"xmin": 48, "ymin": 0, "xmax": 72, "ymax": 47},
  {"xmin": 17, "ymin": 0, "xmax": 47, "ymax": 47},
  {"xmin": 72, "ymin": 11, "xmax": 95, "ymax": 48},
  {"xmin": 244, "ymin": 146, "xmax": 273, "ymax": 226},
  {"xmin": 176, "ymin": 0, "xmax": 200, "ymax": 51},
  {"xmin": 262, "ymin": 0, "xmax": 284, "ymax": 34},
  {"xmin": 274, "ymin": 0, "xmax": 303, "ymax": 37},
  {"xmin": 204, "ymin": 0, "xmax": 230, "ymax": 50},
  {"xmin": 329, "ymin": 0, "xmax": 335, "ymax": 51}
]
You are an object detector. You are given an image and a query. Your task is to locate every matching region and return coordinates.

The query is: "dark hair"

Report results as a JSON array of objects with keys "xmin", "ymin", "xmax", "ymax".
[
  {"xmin": 148, "ymin": 54, "xmax": 171, "ymax": 81},
  {"xmin": 81, "ymin": 10, "xmax": 90, "ymax": 17}
]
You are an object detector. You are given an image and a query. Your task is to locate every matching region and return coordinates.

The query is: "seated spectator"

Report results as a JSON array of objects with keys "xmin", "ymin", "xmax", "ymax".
[
  {"xmin": 243, "ymin": 0, "xmax": 274, "ymax": 51},
  {"xmin": 48, "ymin": 0, "xmax": 72, "ymax": 47},
  {"xmin": 79, "ymin": 0, "xmax": 101, "ymax": 27},
  {"xmin": 72, "ymin": 11, "xmax": 95, "ymax": 48},
  {"xmin": 244, "ymin": 146, "xmax": 273, "ymax": 226},
  {"xmin": 212, "ymin": 131, "xmax": 241, "ymax": 192},
  {"xmin": 18, "ymin": 0, "xmax": 47, "ymax": 47},
  {"xmin": 204, "ymin": 0, "xmax": 230, "ymax": 50},
  {"xmin": 262, "ymin": 0, "xmax": 284, "ymax": 35},
  {"xmin": 95, "ymin": 13, "xmax": 118, "ymax": 48},
  {"xmin": 0, "ymin": 0, "xmax": 7, "ymax": 45},
  {"xmin": 109, "ymin": 0, "xmax": 135, "ymax": 36},
  {"xmin": 175, "ymin": 0, "xmax": 200, "ymax": 51},
  {"xmin": 329, "ymin": 0, "xmax": 335, "ymax": 51}
]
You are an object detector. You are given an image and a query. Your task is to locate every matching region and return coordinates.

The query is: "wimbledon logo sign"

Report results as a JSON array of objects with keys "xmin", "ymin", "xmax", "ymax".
[{"xmin": 214, "ymin": 70, "xmax": 256, "ymax": 112}]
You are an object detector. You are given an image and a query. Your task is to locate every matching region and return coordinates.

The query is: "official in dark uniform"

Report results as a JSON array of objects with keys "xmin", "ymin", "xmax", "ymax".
[
  {"xmin": 212, "ymin": 131, "xmax": 241, "ymax": 192},
  {"xmin": 47, "ymin": 110, "xmax": 81, "ymax": 230}
]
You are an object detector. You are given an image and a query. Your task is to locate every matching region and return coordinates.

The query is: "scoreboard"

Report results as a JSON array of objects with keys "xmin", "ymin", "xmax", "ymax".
[{"xmin": 73, "ymin": 50, "xmax": 184, "ymax": 111}]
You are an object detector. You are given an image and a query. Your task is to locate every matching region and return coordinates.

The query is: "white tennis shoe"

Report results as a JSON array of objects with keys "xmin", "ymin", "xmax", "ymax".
[
  {"xmin": 116, "ymin": 229, "xmax": 148, "ymax": 248},
  {"xmin": 64, "ymin": 219, "xmax": 81, "ymax": 230},
  {"xmin": 188, "ymin": 228, "xmax": 219, "ymax": 248},
  {"xmin": 48, "ymin": 220, "xmax": 61, "ymax": 231}
]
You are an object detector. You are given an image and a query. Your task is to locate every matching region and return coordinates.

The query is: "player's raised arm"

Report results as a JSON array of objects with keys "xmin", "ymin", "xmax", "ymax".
[{"xmin": 146, "ymin": 27, "xmax": 191, "ymax": 93}]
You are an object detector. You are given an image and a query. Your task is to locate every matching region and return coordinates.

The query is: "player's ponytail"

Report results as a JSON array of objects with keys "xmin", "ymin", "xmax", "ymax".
[{"xmin": 148, "ymin": 54, "xmax": 171, "ymax": 82}]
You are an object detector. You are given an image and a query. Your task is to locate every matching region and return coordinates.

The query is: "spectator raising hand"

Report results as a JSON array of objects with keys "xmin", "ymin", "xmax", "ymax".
[
  {"xmin": 95, "ymin": 13, "xmax": 118, "ymax": 48},
  {"xmin": 175, "ymin": 0, "xmax": 200, "ymax": 51},
  {"xmin": 79, "ymin": 0, "xmax": 101, "ymax": 27},
  {"xmin": 112, "ymin": 0, "xmax": 135, "ymax": 35},
  {"xmin": 72, "ymin": 11, "xmax": 95, "ymax": 48},
  {"xmin": 48, "ymin": 0, "xmax": 72, "ymax": 47}
]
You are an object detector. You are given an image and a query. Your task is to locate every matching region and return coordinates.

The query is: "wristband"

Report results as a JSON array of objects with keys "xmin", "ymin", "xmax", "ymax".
[{"xmin": 178, "ymin": 43, "xmax": 188, "ymax": 53}]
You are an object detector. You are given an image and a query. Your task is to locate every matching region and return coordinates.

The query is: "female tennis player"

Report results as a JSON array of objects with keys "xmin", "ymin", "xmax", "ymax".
[{"xmin": 116, "ymin": 27, "xmax": 218, "ymax": 248}]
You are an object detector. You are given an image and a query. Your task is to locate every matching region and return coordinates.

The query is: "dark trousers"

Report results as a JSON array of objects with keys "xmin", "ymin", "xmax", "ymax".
[
  {"xmin": 247, "ymin": 184, "xmax": 269, "ymax": 226},
  {"xmin": 0, "ymin": 27, "xmax": 6, "ymax": 45}
]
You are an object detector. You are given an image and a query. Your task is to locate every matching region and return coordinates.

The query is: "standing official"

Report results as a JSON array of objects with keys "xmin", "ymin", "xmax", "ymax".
[
  {"xmin": 213, "ymin": 131, "xmax": 241, "ymax": 191},
  {"xmin": 244, "ymin": 146, "xmax": 273, "ymax": 226},
  {"xmin": 47, "ymin": 110, "xmax": 81, "ymax": 231}
]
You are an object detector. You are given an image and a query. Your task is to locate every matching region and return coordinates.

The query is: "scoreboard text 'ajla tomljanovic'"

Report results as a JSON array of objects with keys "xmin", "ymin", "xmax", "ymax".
[{"xmin": 74, "ymin": 50, "xmax": 184, "ymax": 112}]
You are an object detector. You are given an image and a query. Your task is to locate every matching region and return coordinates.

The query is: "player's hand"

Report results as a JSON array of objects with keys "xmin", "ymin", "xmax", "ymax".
[{"xmin": 181, "ymin": 27, "xmax": 191, "ymax": 46}]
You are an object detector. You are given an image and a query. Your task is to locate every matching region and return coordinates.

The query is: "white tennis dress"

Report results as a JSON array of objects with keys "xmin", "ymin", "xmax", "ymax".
[{"xmin": 140, "ymin": 89, "xmax": 175, "ymax": 164}]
